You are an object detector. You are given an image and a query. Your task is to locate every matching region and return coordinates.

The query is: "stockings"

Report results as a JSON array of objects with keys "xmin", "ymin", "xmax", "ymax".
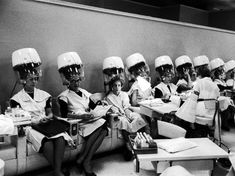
[{"xmin": 42, "ymin": 136, "xmax": 66, "ymax": 176}]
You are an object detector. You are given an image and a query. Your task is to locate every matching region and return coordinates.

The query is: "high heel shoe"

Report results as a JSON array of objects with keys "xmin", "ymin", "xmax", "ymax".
[
  {"xmin": 62, "ymin": 169, "xmax": 70, "ymax": 176},
  {"xmin": 84, "ymin": 170, "xmax": 97, "ymax": 176},
  {"xmin": 75, "ymin": 162, "xmax": 84, "ymax": 173}
]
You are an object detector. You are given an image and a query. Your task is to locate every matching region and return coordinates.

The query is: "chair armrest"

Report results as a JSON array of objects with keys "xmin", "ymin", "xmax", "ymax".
[{"xmin": 106, "ymin": 113, "xmax": 119, "ymax": 129}]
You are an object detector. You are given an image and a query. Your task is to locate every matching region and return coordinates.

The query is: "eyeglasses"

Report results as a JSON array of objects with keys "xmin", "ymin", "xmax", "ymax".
[
  {"xmin": 27, "ymin": 77, "xmax": 39, "ymax": 82},
  {"xmin": 70, "ymin": 78, "xmax": 82, "ymax": 84}
]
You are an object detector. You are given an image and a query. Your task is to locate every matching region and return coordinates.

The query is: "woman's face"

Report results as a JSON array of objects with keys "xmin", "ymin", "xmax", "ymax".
[
  {"xmin": 24, "ymin": 74, "xmax": 39, "ymax": 92},
  {"xmin": 112, "ymin": 80, "xmax": 122, "ymax": 95},
  {"xmin": 69, "ymin": 76, "xmax": 82, "ymax": 92}
]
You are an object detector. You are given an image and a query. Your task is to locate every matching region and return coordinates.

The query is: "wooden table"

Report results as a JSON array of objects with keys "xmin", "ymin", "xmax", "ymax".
[{"xmin": 135, "ymin": 138, "xmax": 229, "ymax": 175}]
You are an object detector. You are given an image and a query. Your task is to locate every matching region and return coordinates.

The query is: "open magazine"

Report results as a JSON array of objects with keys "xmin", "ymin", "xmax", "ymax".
[
  {"xmin": 90, "ymin": 105, "xmax": 112, "ymax": 118},
  {"xmin": 79, "ymin": 105, "xmax": 112, "ymax": 124}
]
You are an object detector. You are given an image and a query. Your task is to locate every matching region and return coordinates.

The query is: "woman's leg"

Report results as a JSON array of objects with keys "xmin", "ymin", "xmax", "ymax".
[
  {"xmin": 54, "ymin": 137, "xmax": 66, "ymax": 175},
  {"xmin": 42, "ymin": 140, "xmax": 54, "ymax": 167},
  {"xmin": 42, "ymin": 138, "xmax": 65, "ymax": 176},
  {"xmin": 121, "ymin": 130, "xmax": 133, "ymax": 161},
  {"xmin": 83, "ymin": 128, "xmax": 107, "ymax": 173},
  {"xmin": 76, "ymin": 127, "xmax": 103, "ymax": 164}
]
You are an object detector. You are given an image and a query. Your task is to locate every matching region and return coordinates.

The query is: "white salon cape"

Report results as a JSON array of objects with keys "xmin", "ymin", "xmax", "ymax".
[
  {"xmin": 11, "ymin": 88, "xmax": 72, "ymax": 152},
  {"xmin": 58, "ymin": 88, "xmax": 106, "ymax": 137}
]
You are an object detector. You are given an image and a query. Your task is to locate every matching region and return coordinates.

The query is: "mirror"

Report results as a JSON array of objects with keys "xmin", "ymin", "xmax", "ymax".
[{"xmin": 58, "ymin": 0, "xmax": 235, "ymax": 32}]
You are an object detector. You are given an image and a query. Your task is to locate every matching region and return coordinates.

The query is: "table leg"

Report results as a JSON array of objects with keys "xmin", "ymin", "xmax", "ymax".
[
  {"xmin": 151, "ymin": 161, "xmax": 159, "ymax": 174},
  {"xmin": 136, "ymin": 159, "xmax": 140, "ymax": 173},
  {"xmin": 210, "ymin": 159, "xmax": 216, "ymax": 176}
]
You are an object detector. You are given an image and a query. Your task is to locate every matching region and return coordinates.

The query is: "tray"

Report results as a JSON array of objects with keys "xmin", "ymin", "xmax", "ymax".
[{"xmin": 129, "ymin": 135, "xmax": 158, "ymax": 154}]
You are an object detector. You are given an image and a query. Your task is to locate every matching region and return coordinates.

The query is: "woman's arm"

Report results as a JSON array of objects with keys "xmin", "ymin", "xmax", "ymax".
[
  {"xmin": 131, "ymin": 90, "xmax": 140, "ymax": 107},
  {"xmin": 154, "ymin": 87, "xmax": 163, "ymax": 98},
  {"xmin": 58, "ymin": 99, "xmax": 69, "ymax": 118},
  {"xmin": 44, "ymin": 97, "xmax": 53, "ymax": 119}
]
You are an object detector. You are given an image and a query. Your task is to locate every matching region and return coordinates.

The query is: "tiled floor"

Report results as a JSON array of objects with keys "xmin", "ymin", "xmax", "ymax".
[{"xmin": 28, "ymin": 127, "xmax": 235, "ymax": 176}]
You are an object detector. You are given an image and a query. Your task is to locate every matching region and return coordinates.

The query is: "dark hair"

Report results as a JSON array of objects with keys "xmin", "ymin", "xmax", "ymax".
[
  {"xmin": 103, "ymin": 67, "xmax": 124, "ymax": 76},
  {"xmin": 195, "ymin": 65, "xmax": 211, "ymax": 78},
  {"xmin": 13, "ymin": 63, "xmax": 41, "ymax": 80},
  {"xmin": 128, "ymin": 62, "xmax": 147, "ymax": 76},
  {"xmin": 213, "ymin": 68, "xmax": 224, "ymax": 79},
  {"xmin": 155, "ymin": 64, "xmax": 173, "ymax": 77},
  {"xmin": 176, "ymin": 63, "xmax": 192, "ymax": 73},
  {"xmin": 58, "ymin": 64, "xmax": 82, "ymax": 80},
  {"xmin": 108, "ymin": 76, "xmax": 125, "ymax": 90},
  {"xmin": 176, "ymin": 63, "xmax": 193, "ymax": 79}
]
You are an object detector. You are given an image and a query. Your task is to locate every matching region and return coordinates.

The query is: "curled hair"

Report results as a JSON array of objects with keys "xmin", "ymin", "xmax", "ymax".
[
  {"xmin": 58, "ymin": 64, "xmax": 83, "ymax": 81},
  {"xmin": 195, "ymin": 65, "xmax": 210, "ymax": 78},
  {"xmin": 155, "ymin": 64, "xmax": 174, "ymax": 77},
  {"xmin": 13, "ymin": 63, "xmax": 41, "ymax": 80},
  {"xmin": 128, "ymin": 62, "xmax": 148, "ymax": 77},
  {"xmin": 108, "ymin": 75, "xmax": 125, "ymax": 90},
  {"xmin": 176, "ymin": 63, "xmax": 193, "ymax": 79},
  {"xmin": 103, "ymin": 67, "xmax": 124, "ymax": 76}
]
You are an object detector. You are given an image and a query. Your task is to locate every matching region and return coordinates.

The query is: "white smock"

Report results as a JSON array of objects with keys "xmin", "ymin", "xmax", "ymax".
[
  {"xmin": 11, "ymin": 88, "xmax": 72, "ymax": 152},
  {"xmin": 106, "ymin": 91, "xmax": 146, "ymax": 133},
  {"xmin": 58, "ymin": 88, "xmax": 106, "ymax": 137},
  {"xmin": 128, "ymin": 76, "xmax": 152, "ymax": 102},
  {"xmin": 153, "ymin": 82, "xmax": 178, "ymax": 98}
]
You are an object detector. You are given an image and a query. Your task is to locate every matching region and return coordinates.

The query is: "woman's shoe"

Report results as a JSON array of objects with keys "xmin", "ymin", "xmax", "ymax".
[
  {"xmin": 75, "ymin": 162, "xmax": 83, "ymax": 173},
  {"xmin": 84, "ymin": 171, "xmax": 97, "ymax": 176},
  {"xmin": 62, "ymin": 169, "xmax": 70, "ymax": 176}
]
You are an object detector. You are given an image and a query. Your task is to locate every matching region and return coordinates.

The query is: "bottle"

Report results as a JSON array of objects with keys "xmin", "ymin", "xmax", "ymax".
[{"xmin": 5, "ymin": 107, "xmax": 12, "ymax": 117}]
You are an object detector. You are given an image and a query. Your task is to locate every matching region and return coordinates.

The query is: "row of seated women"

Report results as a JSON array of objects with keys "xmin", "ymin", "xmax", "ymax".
[{"xmin": 7, "ymin": 48, "xmax": 235, "ymax": 176}]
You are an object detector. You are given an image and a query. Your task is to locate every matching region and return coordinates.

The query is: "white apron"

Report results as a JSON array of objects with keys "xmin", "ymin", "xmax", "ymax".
[{"xmin": 11, "ymin": 88, "xmax": 72, "ymax": 152}]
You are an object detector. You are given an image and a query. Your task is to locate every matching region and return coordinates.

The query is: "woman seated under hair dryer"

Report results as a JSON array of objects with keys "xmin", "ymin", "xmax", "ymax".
[
  {"xmin": 10, "ymin": 48, "xmax": 72, "ymax": 176},
  {"xmin": 225, "ymin": 60, "xmax": 235, "ymax": 90},
  {"xmin": 210, "ymin": 58, "xmax": 235, "ymax": 131},
  {"xmin": 175, "ymin": 55, "xmax": 220, "ymax": 137},
  {"xmin": 153, "ymin": 55, "xmax": 178, "ymax": 100},
  {"xmin": 125, "ymin": 53, "xmax": 152, "ymax": 107},
  {"xmin": 103, "ymin": 56, "xmax": 125, "ymax": 93},
  {"xmin": 175, "ymin": 55, "xmax": 194, "ymax": 94},
  {"xmin": 57, "ymin": 52, "xmax": 108, "ymax": 176}
]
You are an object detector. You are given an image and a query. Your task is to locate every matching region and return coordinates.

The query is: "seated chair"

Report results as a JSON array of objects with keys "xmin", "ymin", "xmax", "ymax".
[{"xmin": 1, "ymin": 95, "xmax": 125, "ymax": 175}]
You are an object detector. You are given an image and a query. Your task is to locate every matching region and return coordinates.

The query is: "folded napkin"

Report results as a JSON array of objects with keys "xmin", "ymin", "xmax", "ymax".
[{"xmin": 158, "ymin": 137, "xmax": 198, "ymax": 153}]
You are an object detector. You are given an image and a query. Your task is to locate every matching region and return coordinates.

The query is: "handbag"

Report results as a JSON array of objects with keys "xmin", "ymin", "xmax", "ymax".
[{"xmin": 32, "ymin": 118, "xmax": 70, "ymax": 137}]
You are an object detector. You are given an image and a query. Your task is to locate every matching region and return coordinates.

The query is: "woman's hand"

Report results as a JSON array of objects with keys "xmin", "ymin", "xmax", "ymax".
[
  {"xmin": 125, "ymin": 109, "xmax": 133, "ymax": 122},
  {"xmin": 81, "ymin": 113, "xmax": 94, "ymax": 120},
  {"xmin": 67, "ymin": 139, "xmax": 75, "ymax": 147},
  {"xmin": 39, "ymin": 117, "xmax": 50, "ymax": 123}
]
